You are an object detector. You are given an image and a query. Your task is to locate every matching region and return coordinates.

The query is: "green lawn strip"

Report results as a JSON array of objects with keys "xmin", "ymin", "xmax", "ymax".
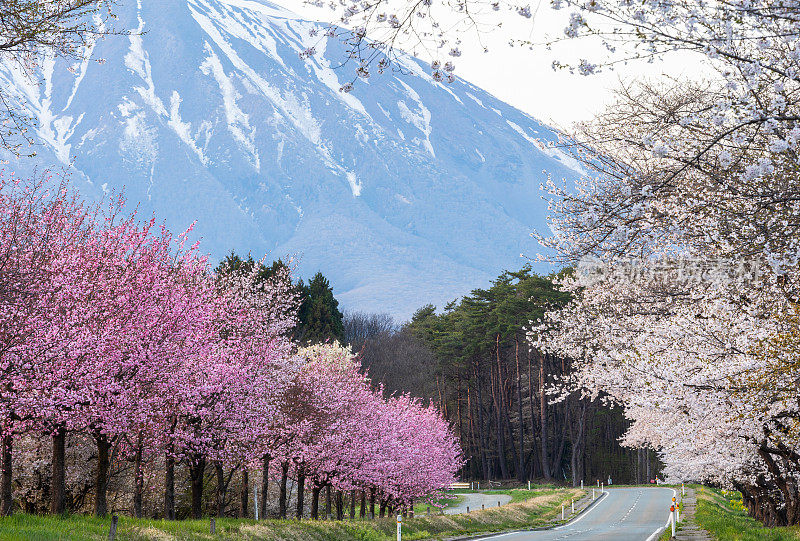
[
  {"xmin": 412, "ymin": 494, "xmax": 465, "ymax": 516},
  {"xmin": 0, "ymin": 512, "xmax": 115, "ymax": 541},
  {"xmin": 0, "ymin": 488, "xmax": 583, "ymax": 541},
  {"xmin": 440, "ymin": 487, "xmax": 566, "ymax": 505},
  {"xmin": 692, "ymin": 487, "xmax": 800, "ymax": 541}
]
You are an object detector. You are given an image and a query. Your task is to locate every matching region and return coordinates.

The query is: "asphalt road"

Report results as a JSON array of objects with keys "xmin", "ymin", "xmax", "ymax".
[
  {"xmin": 480, "ymin": 487, "xmax": 675, "ymax": 541},
  {"xmin": 445, "ymin": 493, "xmax": 513, "ymax": 515}
]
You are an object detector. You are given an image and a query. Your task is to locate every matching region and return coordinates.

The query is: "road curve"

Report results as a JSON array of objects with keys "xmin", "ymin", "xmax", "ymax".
[
  {"xmin": 445, "ymin": 492, "xmax": 514, "ymax": 514},
  {"xmin": 481, "ymin": 487, "xmax": 675, "ymax": 541}
]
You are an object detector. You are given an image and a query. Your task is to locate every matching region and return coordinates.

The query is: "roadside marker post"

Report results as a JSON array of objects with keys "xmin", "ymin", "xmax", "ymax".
[
  {"xmin": 673, "ymin": 496, "xmax": 679, "ymax": 523},
  {"xmin": 670, "ymin": 505, "xmax": 676, "ymax": 537},
  {"xmin": 601, "ymin": 482, "xmax": 604, "ymax": 492},
  {"xmin": 108, "ymin": 515, "xmax": 118, "ymax": 541},
  {"xmin": 396, "ymin": 514, "xmax": 402, "ymax": 541},
  {"xmin": 561, "ymin": 504, "xmax": 565, "ymax": 520},
  {"xmin": 254, "ymin": 485, "xmax": 259, "ymax": 521},
  {"xmin": 682, "ymin": 483, "xmax": 685, "ymax": 497},
  {"xmin": 592, "ymin": 488, "xmax": 595, "ymax": 500},
  {"xmin": 580, "ymin": 480, "xmax": 584, "ymax": 489},
  {"xmin": 571, "ymin": 499, "xmax": 575, "ymax": 513},
  {"xmin": 528, "ymin": 480, "xmax": 531, "ymax": 490}
]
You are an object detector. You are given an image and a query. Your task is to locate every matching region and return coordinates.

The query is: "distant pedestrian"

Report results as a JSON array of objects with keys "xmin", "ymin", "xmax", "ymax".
[{"xmin": 607, "ymin": 476, "xmax": 612, "ymax": 485}]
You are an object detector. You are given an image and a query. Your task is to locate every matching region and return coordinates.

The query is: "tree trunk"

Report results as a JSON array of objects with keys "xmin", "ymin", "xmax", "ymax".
[
  {"xmin": 296, "ymin": 465, "xmax": 305, "ymax": 519},
  {"xmin": 215, "ymin": 462, "xmax": 226, "ymax": 517},
  {"xmin": 370, "ymin": 488, "xmax": 376, "ymax": 518},
  {"xmin": 492, "ymin": 338, "xmax": 509, "ymax": 479},
  {"xmin": 94, "ymin": 433, "xmax": 111, "ymax": 517},
  {"xmin": 349, "ymin": 489, "xmax": 356, "ymax": 519},
  {"xmin": 51, "ymin": 426, "xmax": 66, "ymax": 515},
  {"xmin": 474, "ymin": 361, "xmax": 489, "ymax": 479},
  {"xmin": 539, "ymin": 352, "xmax": 551, "ymax": 480},
  {"xmin": 360, "ymin": 490, "xmax": 366, "ymax": 518},
  {"xmin": 527, "ymin": 347, "xmax": 539, "ymax": 479},
  {"xmin": 325, "ymin": 485, "xmax": 332, "ymax": 518},
  {"xmin": 311, "ymin": 484, "xmax": 321, "ymax": 519},
  {"xmin": 335, "ymin": 490, "xmax": 344, "ymax": 520},
  {"xmin": 466, "ymin": 384, "xmax": 480, "ymax": 479},
  {"xmin": 164, "ymin": 450, "xmax": 175, "ymax": 520},
  {"xmin": 240, "ymin": 468, "xmax": 249, "ymax": 518},
  {"xmin": 515, "ymin": 337, "xmax": 525, "ymax": 481},
  {"xmin": 456, "ymin": 375, "xmax": 465, "ymax": 479},
  {"xmin": 379, "ymin": 497, "xmax": 387, "ymax": 518},
  {"xmin": 133, "ymin": 435, "xmax": 144, "ymax": 518},
  {"xmin": 190, "ymin": 455, "xmax": 206, "ymax": 519},
  {"xmin": 260, "ymin": 454, "xmax": 270, "ymax": 519},
  {"xmin": 638, "ymin": 448, "xmax": 645, "ymax": 485},
  {"xmin": 1, "ymin": 435, "xmax": 12, "ymax": 516},
  {"xmin": 278, "ymin": 461, "xmax": 289, "ymax": 519}
]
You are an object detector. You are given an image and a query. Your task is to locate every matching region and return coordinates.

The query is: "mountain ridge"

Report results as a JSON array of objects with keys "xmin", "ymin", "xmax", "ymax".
[{"xmin": 0, "ymin": 0, "xmax": 577, "ymax": 318}]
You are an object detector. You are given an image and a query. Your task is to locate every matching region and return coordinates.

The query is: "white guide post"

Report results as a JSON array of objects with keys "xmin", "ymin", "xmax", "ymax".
[
  {"xmin": 671, "ymin": 506, "xmax": 676, "ymax": 537},
  {"xmin": 561, "ymin": 504, "xmax": 565, "ymax": 520},
  {"xmin": 682, "ymin": 483, "xmax": 685, "ymax": 497},
  {"xmin": 672, "ymin": 495, "xmax": 678, "ymax": 537},
  {"xmin": 571, "ymin": 499, "xmax": 575, "ymax": 513},
  {"xmin": 397, "ymin": 514, "xmax": 402, "ymax": 541},
  {"xmin": 601, "ymin": 482, "xmax": 604, "ymax": 492},
  {"xmin": 580, "ymin": 480, "xmax": 584, "ymax": 489},
  {"xmin": 254, "ymin": 485, "xmax": 259, "ymax": 521},
  {"xmin": 592, "ymin": 488, "xmax": 595, "ymax": 500},
  {"xmin": 528, "ymin": 480, "xmax": 531, "ymax": 491}
]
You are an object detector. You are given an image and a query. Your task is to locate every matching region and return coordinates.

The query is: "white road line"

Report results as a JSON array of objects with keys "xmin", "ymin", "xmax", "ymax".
[
  {"xmin": 645, "ymin": 488, "xmax": 677, "ymax": 541},
  {"xmin": 553, "ymin": 490, "xmax": 608, "ymax": 530}
]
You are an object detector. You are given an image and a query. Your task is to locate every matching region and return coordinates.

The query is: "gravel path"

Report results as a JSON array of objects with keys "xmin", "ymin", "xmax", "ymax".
[{"xmin": 444, "ymin": 492, "xmax": 513, "ymax": 514}]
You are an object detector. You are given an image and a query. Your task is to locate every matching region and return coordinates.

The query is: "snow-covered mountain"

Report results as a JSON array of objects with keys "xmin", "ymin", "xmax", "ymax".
[{"xmin": 0, "ymin": 0, "xmax": 580, "ymax": 319}]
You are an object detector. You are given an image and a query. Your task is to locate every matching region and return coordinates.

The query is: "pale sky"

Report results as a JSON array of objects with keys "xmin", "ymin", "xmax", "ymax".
[{"xmin": 274, "ymin": 0, "xmax": 707, "ymax": 129}]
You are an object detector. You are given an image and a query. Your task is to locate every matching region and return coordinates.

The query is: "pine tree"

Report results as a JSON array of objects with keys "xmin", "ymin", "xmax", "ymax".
[{"xmin": 296, "ymin": 272, "xmax": 344, "ymax": 345}]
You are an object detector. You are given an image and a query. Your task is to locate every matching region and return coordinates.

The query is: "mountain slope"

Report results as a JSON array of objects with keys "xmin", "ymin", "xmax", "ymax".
[{"xmin": 0, "ymin": 0, "xmax": 579, "ymax": 318}]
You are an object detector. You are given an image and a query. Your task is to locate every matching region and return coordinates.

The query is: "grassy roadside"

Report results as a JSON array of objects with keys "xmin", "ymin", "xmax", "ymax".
[
  {"xmin": 0, "ymin": 488, "xmax": 584, "ymax": 541},
  {"xmin": 694, "ymin": 487, "xmax": 800, "ymax": 540},
  {"xmin": 662, "ymin": 486, "xmax": 800, "ymax": 541},
  {"xmin": 438, "ymin": 487, "xmax": 564, "ymax": 505},
  {"xmin": 412, "ymin": 493, "xmax": 464, "ymax": 516}
]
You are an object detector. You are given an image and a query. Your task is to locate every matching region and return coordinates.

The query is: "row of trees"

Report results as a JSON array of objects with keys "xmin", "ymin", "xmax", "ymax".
[
  {"xmin": 527, "ymin": 0, "xmax": 800, "ymax": 528},
  {"xmin": 346, "ymin": 267, "xmax": 657, "ymax": 485},
  {"xmin": 316, "ymin": 0, "xmax": 800, "ymax": 527},
  {"xmin": 0, "ymin": 174, "xmax": 460, "ymax": 518}
]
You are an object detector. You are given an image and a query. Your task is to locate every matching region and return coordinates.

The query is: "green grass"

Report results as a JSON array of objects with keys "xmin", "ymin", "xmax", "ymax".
[
  {"xmin": 661, "ymin": 486, "xmax": 800, "ymax": 541},
  {"xmin": 411, "ymin": 493, "xmax": 464, "ymax": 516},
  {"xmin": 693, "ymin": 487, "xmax": 800, "ymax": 541},
  {"xmin": 0, "ymin": 488, "xmax": 583, "ymax": 541}
]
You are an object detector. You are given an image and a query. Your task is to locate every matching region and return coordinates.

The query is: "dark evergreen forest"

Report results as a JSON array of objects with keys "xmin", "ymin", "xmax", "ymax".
[{"xmin": 346, "ymin": 266, "xmax": 660, "ymax": 485}]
